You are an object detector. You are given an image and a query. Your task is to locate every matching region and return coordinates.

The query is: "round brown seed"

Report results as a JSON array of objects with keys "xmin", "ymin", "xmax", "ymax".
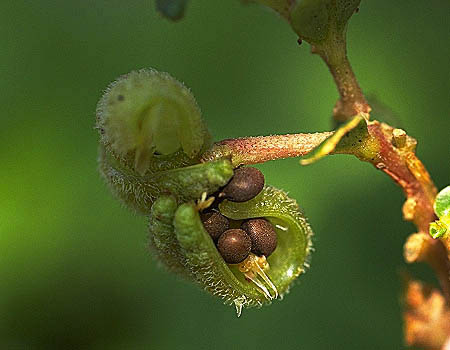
[
  {"xmin": 217, "ymin": 229, "xmax": 251, "ymax": 264},
  {"xmin": 222, "ymin": 167, "xmax": 264, "ymax": 202},
  {"xmin": 241, "ymin": 218, "xmax": 277, "ymax": 257},
  {"xmin": 201, "ymin": 211, "xmax": 229, "ymax": 241}
]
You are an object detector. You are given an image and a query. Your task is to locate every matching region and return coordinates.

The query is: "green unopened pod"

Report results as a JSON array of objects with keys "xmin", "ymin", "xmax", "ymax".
[{"xmin": 96, "ymin": 69, "xmax": 220, "ymax": 214}]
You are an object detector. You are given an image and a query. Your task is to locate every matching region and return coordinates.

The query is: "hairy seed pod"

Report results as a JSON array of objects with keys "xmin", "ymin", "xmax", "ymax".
[
  {"xmin": 222, "ymin": 167, "xmax": 265, "ymax": 202},
  {"xmin": 217, "ymin": 229, "xmax": 252, "ymax": 264},
  {"xmin": 201, "ymin": 211, "xmax": 230, "ymax": 241},
  {"xmin": 241, "ymin": 218, "xmax": 277, "ymax": 257},
  {"xmin": 97, "ymin": 69, "xmax": 314, "ymax": 315}
]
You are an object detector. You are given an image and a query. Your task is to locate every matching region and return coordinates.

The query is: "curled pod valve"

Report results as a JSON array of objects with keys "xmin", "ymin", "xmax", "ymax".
[
  {"xmin": 96, "ymin": 69, "xmax": 233, "ymax": 214},
  {"xmin": 170, "ymin": 184, "xmax": 313, "ymax": 315}
]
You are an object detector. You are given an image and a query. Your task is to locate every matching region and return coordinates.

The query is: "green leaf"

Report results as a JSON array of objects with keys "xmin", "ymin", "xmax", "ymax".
[
  {"xmin": 300, "ymin": 115, "xmax": 368, "ymax": 165},
  {"xmin": 429, "ymin": 221, "xmax": 447, "ymax": 239},
  {"xmin": 290, "ymin": 0, "xmax": 360, "ymax": 44},
  {"xmin": 428, "ymin": 186, "xmax": 450, "ymax": 239},
  {"xmin": 434, "ymin": 186, "xmax": 450, "ymax": 218},
  {"xmin": 156, "ymin": 0, "xmax": 189, "ymax": 21}
]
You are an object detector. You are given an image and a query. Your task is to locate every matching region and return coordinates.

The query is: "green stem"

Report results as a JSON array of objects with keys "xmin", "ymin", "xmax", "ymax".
[{"xmin": 312, "ymin": 34, "xmax": 371, "ymax": 123}]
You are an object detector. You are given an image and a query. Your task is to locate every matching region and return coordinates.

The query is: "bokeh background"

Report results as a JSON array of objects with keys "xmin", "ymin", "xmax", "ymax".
[{"xmin": 1, "ymin": 0, "xmax": 449, "ymax": 349}]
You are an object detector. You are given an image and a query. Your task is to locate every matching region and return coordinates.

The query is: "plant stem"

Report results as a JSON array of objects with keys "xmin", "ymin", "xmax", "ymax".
[
  {"xmin": 364, "ymin": 122, "xmax": 450, "ymax": 302},
  {"xmin": 201, "ymin": 132, "xmax": 333, "ymax": 167},
  {"xmin": 312, "ymin": 35, "xmax": 371, "ymax": 123}
]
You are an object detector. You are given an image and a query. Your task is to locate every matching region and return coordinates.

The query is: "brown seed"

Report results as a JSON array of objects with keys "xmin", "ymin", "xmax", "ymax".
[
  {"xmin": 201, "ymin": 211, "xmax": 229, "ymax": 241},
  {"xmin": 217, "ymin": 229, "xmax": 251, "ymax": 264},
  {"xmin": 241, "ymin": 218, "xmax": 277, "ymax": 257},
  {"xmin": 222, "ymin": 167, "xmax": 264, "ymax": 202}
]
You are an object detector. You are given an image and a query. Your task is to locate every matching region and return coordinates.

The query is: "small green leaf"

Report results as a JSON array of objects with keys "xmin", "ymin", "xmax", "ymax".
[
  {"xmin": 290, "ymin": 0, "xmax": 361, "ymax": 44},
  {"xmin": 434, "ymin": 186, "xmax": 450, "ymax": 218},
  {"xmin": 429, "ymin": 221, "xmax": 447, "ymax": 239},
  {"xmin": 300, "ymin": 115, "xmax": 367, "ymax": 165},
  {"xmin": 429, "ymin": 186, "xmax": 450, "ymax": 239},
  {"xmin": 156, "ymin": 0, "xmax": 189, "ymax": 21}
]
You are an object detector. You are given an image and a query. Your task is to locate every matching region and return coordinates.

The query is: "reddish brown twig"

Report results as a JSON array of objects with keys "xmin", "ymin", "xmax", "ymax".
[{"xmin": 361, "ymin": 122, "xmax": 450, "ymax": 303}]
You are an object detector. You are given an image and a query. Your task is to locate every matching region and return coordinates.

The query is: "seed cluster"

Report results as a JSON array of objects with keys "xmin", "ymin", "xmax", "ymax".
[{"xmin": 201, "ymin": 166, "xmax": 278, "ymax": 264}]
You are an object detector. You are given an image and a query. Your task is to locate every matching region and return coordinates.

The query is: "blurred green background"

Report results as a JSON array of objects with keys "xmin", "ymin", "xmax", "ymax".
[{"xmin": 1, "ymin": 0, "xmax": 449, "ymax": 349}]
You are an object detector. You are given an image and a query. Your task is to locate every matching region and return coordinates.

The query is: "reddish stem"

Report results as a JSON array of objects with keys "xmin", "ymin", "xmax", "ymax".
[
  {"xmin": 201, "ymin": 132, "xmax": 333, "ymax": 167},
  {"xmin": 365, "ymin": 123, "xmax": 449, "ymax": 302}
]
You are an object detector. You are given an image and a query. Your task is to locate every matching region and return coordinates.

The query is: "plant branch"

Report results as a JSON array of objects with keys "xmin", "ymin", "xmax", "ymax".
[
  {"xmin": 203, "ymin": 122, "xmax": 450, "ymax": 304},
  {"xmin": 312, "ymin": 36, "xmax": 371, "ymax": 123},
  {"xmin": 201, "ymin": 132, "xmax": 333, "ymax": 167},
  {"xmin": 362, "ymin": 122, "xmax": 450, "ymax": 302}
]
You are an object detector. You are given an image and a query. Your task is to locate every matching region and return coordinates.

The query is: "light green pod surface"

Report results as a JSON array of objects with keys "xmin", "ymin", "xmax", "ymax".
[
  {"xmin": 96, "ymin": 68, "xmax": 210, "ymax": 175},
  {"xmin": 173, "ymin": 186, "xmax": 313, "ymax": 311},
  {"xmin": 148, "ymin": 195, "xmax": 188, "ymax": 275},
  {"xmin": 99, "ymin": 146, "xmax": 233, "ymax": 214},
  {"xmin": 174, "ymin": 202, "xmax": 268, "ymax": 309}
]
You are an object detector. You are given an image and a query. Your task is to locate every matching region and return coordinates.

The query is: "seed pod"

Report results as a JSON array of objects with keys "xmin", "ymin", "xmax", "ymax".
[
  {"xmin": 242, "ymin": 218, "xmax": 277, "ymax": 257},
  {"xmin": 97, "ymin": 69, "xmax": 314, "ymax": 315},
  {"xmin": 96, "ymin": 69, "xmax": 231, "ymax": 214},
  {"xmin": 217, "ymin": 229, "xmax": 252, "ymax": 264},
  {"xmin": 201, "ymin": 211, "xmax": 229, "ymax": 241},
  {"xmin": 222, "ymin": 167, "xmax": 265, "ymax": 202}
]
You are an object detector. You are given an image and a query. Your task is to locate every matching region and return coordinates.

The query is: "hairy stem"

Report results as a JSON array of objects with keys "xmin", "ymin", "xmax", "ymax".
[{"xmin": 201, "ymin": 132, "xmax": 333, "ymax": 167}]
